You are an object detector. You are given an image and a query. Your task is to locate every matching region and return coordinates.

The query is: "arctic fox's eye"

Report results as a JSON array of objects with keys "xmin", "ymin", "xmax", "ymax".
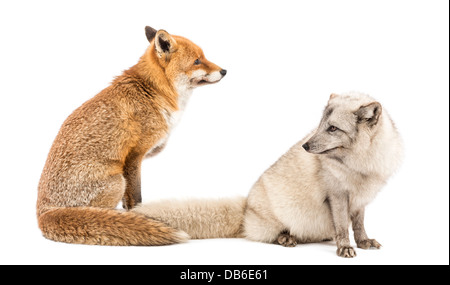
[
  {"xmin": 328, "ymin": 126, "xmax": 338, "ymax": 132},
  {"xmin": 194, "ymin": 59, "xmax": 201, "ymax": 65}
]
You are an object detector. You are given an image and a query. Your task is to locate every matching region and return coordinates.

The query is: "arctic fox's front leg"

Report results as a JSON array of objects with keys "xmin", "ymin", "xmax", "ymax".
[
  {"xmin": 351, "ymin": 208, "xmax": 382, "ymax": 250},
  {"xmin": 327, "ymin": 193, "xmax": 357, "ymax": 258}
]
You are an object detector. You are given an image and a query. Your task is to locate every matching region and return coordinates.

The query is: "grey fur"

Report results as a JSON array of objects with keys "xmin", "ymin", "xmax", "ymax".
[
  {"xmin": 134, "ymin": 92, "xmax": 404, "ymax": 258},
  {"xmin": 244, "ymin": 91, "xmax": 404, "ymax": 257}
]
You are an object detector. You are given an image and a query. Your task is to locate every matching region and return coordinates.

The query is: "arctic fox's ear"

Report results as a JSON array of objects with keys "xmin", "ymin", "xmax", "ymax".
[
  {"xmin": 145, "ymin": 26, "xmax": 157, "ymax": 43},
  {"xmin": 329, "ymin": 93, "xmax": 339, "ymax": 100},
  {"xmin": 356, "ymin": 102, "xmax": 382, "ymax": 127},
  {"xmin": 154, "ymin": 30, "xmax": 177, "ymax": 60},
  {"xmin": 328, "ymin": 93, "xmax": 339, "ymax": 103}
]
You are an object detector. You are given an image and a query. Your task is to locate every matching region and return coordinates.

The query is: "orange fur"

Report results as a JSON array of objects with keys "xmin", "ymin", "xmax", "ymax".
[{"xmin": 37, "ymin": 26, "xmax": 225, "ymax": 246}]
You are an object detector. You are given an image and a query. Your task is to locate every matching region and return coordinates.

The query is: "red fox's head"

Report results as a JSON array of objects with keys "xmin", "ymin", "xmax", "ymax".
[{"xmin": 145, "ymin": 26, "xmax": 226, "ymax": 90}]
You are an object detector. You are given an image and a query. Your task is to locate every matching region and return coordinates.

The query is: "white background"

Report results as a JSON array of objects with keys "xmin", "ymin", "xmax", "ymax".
[{"xmin": 0, "ymin": 0, "xmax": 448, "ymax": 265}]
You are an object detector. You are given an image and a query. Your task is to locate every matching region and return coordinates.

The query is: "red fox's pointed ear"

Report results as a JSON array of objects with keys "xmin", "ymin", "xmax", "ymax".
[
  {"xmin": 145, "ymin": 26, "xmax": 157, "ymax": 43},
  {"xmin": 154, "ymin": 30, "xmax": 177, "ymax": 61}
]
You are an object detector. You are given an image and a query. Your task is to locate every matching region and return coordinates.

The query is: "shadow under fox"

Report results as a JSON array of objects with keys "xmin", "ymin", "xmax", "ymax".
[{"xmin": 134, "ymin": 92, "xmax": 403, "ymax": 257}]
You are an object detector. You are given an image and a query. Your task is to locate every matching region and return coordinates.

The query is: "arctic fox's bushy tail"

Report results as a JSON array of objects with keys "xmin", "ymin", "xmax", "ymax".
[{"xmin": 132, "ymin": 197, "xmax": 247, "ymax": 239}]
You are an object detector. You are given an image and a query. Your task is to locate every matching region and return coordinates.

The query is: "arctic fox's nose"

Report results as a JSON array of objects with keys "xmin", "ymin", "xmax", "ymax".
[
  {"xmin": 302, "ymin": 143, "xmax": 310, "ymax": 151},
  {"xmin": 220, "ymin": 69, "xmax": 227, "ymax": 76}
]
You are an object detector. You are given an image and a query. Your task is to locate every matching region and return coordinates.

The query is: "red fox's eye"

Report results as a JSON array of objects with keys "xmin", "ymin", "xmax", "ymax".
[
  {"xmin": 328, "ymin": 126, "xmax": 338, "ymax": 132},
  {"xmin": 194, "ymin": 59, "xmax": 201, "ymax": 65}
]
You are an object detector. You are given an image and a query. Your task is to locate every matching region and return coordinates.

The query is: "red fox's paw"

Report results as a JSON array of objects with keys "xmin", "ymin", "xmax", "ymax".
[
  {"xmin": 276, "ymin": 232, "xmax": 298, "ymax": 247},
  {"xmin": 357, "ymin": 239, "xmax": 382, "ymax": 250}
]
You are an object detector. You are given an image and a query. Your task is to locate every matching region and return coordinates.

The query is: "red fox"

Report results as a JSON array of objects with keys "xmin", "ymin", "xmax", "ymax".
[{"xmin": 37, "ymin": 26, "xmax": 226, "ymax": 246}]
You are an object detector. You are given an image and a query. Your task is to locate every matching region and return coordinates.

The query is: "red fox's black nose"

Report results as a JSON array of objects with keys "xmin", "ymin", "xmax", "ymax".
[
  {"xmin": 302, "ymin": 143, "xmax": 310, "ymax": 151},
  {"xmin": 220, "ymin": 69, "xmax": 227, "ymax": 76}
]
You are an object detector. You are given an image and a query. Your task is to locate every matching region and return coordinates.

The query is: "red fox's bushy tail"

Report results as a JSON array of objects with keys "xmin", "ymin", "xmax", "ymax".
[
  {"xmin": 38, "ymin": 207, "xmax": 189, "ymax": 246},
  {"xmin": 132, "ymin": 197, "xmax": 247, "ymax": 239}
]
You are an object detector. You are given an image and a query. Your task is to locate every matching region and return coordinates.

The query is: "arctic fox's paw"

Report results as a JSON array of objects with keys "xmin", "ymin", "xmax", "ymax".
[
  {"xmin": 336, "ymin": 246, "xmax": 357, "ymax": 258},
  {"xmin": 276, "ymin": 232, "xmax": 298, "ymax": 247},
  {"xmin": 357, "ymin": 239, "xmax": 382, "ymax": 250}
]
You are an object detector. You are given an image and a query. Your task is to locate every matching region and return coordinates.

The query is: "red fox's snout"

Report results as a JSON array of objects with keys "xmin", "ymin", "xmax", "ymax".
[{"xmin": 189, "ymin": 67, "xmax": 227, "ymax": 87}]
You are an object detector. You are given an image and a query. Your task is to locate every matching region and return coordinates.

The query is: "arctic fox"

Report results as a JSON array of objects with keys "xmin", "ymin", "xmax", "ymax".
[{"xmin": 134, "ymin": 92, "xmax": 403, "ymax": 257}]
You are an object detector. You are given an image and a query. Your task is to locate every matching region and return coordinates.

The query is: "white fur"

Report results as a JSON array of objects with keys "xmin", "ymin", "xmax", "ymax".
[
  {"xmin": 190, "ymin": 69, "xmax": 207, "ymax": 80},
  {"xmin": 170, "ymin": 75, "xmax": 193, "ymax": 129},
  {"xmin": 145, "ymin": 75, "xmax": 193, "ymax": 156},
  {"xmin": 190, "ymin": 69, "xmax": 223, "ymax": 84},
  {"xmin": 146, "ymin": 69, "xmax": 223, "ymax": 157},
  {"xmin": 206, "ymin": 71, "xmax": 222, "ymax": 83}
]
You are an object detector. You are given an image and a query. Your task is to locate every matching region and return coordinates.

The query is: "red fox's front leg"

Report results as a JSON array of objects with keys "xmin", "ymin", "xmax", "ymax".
[
  {"xmin": 145, "ymin": 141, "xmax": 167, "ymax": 158},
  {"xmin": 122, "ymin": 151, "xmax": 143, "ymax": 210}
]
